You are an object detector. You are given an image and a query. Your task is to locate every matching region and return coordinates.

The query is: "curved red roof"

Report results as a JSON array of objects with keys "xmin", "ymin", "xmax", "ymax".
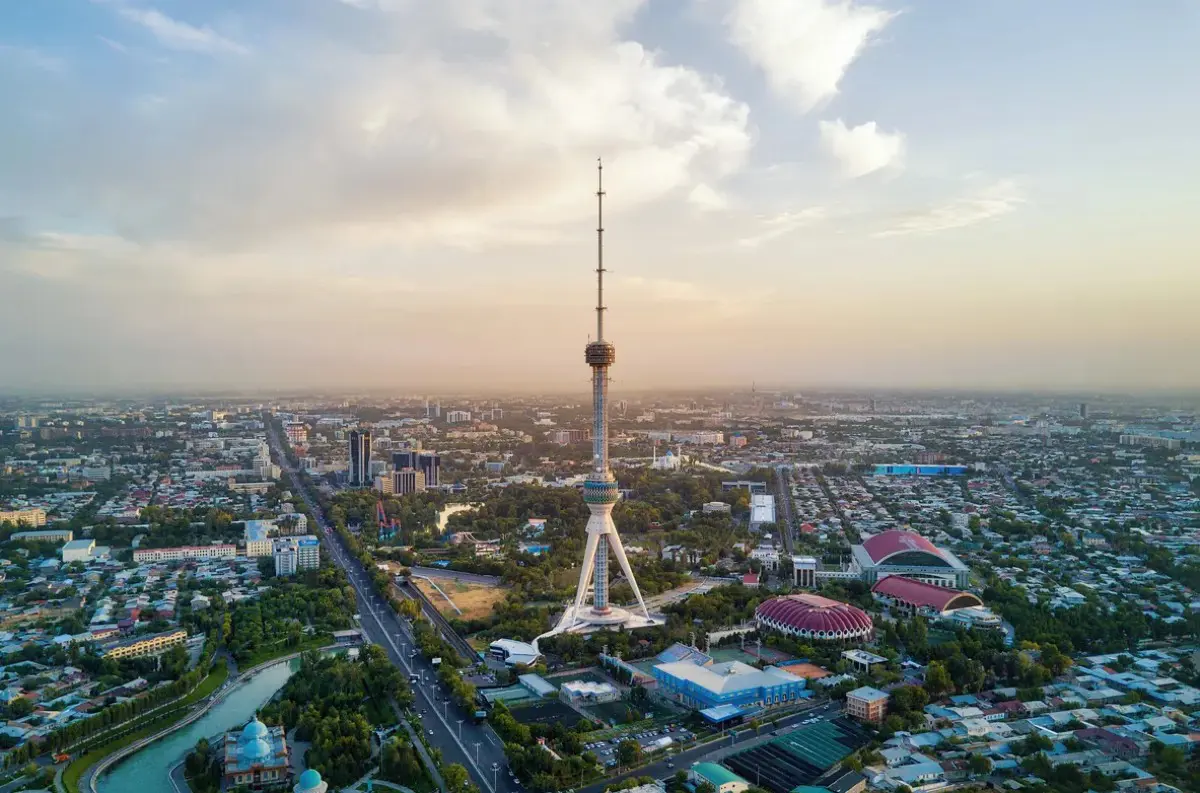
[
  {"xmin": 861, "ymin": 530, "xmax": 944, "ymax": 564},
  {"xmin": 755, "ymin": 594, "xmax": 873, "ymax": 638},
  {"xmin": 871, "ymin": 575, "xmax": 982, "ymax": 612}
]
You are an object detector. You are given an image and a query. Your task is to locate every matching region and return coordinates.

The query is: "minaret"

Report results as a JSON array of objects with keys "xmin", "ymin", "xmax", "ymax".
[{"xmin": 561, "ymin": 160, "xmax": 651, "ymax": 631}]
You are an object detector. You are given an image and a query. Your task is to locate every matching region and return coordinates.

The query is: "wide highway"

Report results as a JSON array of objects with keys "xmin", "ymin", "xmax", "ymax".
[{"xmin": 266, "ymin": 424, "xmax": 513, "ymax": 793}]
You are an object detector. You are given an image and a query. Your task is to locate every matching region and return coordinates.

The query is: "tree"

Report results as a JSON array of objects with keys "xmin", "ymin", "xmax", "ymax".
[
  {"xmin": 695, "ymin": 783, "xmax": 717, "ymax": 793},
  {"xmin": 444, "ymin": 763, "xmax": 471, "ymax": 793},
  {"xmin": 617, "ymin": 739, "xmax": 641, "ymax": 769},
  {"xmin": 923, "ymin": 660, "xmax": 952, "ymax": 697},
  {"xmin": 967, "ymin": 754, "xmax": 992, "ymax": 774}
]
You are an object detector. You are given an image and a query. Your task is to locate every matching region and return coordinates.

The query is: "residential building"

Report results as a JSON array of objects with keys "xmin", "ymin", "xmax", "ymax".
[
  {"xmin": 284, "ymin": 423, "xmax": 308, "ymax": 445},
  {"xmin": 103, "ymin": 628, "xmax": 188, "ymax": 660},
  {"xmin": 846, "ymin": 686, "xmax": 889, "ymax": 723},
  {"xmin": 274, "ymin": 536, "xmax": 320, "ymax": 576},
  {"xmin": 445, "ymin": 410, "xmax": 471, "ymax": 424},
  {"xmin": 245, "ymin": 520, "xmax": 274, "ymax": 558},
  {"xmin": 549, "ymin": 429, "xmax": 589, "ymax": 445},
  {"xmin": 0, "ymin": 508, "xmax": 47, "ymax": 527},
  {"xmin": 133, "ymin": 544, "xmax": 236, "ymax": 563}
]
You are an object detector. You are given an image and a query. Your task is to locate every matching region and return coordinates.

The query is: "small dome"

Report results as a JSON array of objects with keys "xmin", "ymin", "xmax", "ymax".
[
  {"xmin": 298, "ymin": 769, "xmax": 322, "ymax": 789},
  {"xmin": 242, "ymin": 717, "xmax": 269, "ymax": 741},
  {"xmin": 241, "ymin": 737, "xmax": 272, "ymax": 763}
]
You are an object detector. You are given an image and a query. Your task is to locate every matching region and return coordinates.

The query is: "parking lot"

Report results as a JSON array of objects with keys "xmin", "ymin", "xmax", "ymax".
[{"xmin": 584, "ymin": 724, "xmax": 695, "ymax": 769}]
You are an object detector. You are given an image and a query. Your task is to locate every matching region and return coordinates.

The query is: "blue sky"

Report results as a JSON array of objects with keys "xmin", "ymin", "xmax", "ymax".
[{"xmin": 1, "ymin": 0, "xmax": 1198, "ymax": 392}]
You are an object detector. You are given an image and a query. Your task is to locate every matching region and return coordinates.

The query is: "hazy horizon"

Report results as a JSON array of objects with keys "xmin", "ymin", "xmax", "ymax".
[{"xmin": 3, "ymin": 1, "xmax": 1198, "ymax": 392}]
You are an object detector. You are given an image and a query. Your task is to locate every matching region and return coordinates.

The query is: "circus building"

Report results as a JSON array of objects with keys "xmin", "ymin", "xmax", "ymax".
[
  {"xmin": 755, "ymin": 594, "xmax": 874, "ymax": 643},
  {"xmin": 223, "ymin": 716, "xmax": 290, "ymax": 789},
  {"xmin": 850, "ymin": 530, "xmax": 970, "ymax": 589},
  {"xmin": 871, "ymin": 576, "xmax": 1000, "ymax": 629}
]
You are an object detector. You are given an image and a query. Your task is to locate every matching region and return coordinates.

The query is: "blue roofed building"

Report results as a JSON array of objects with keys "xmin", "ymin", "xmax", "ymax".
[
  {"xmin": 223, "ymin": 716, "xmax": 290, "ymax": 789},
  {"xmin": 653, "ymin": 660, "xmax": 806, "ymax": 711},
  {"xmin": 655, "ymin": 642, "xmax": 712, "ymax": 667}
]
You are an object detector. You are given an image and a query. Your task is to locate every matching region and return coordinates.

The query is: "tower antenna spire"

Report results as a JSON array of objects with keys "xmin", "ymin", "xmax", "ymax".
[{"xmin": 596, "ymin": 157, "xmax": 606, "ymax": 342}]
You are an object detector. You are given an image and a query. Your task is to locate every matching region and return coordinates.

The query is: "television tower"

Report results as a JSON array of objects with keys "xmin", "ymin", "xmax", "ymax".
[{"xmin": 537, "ymin": 160, "xmax": 659, "ymax": 641}]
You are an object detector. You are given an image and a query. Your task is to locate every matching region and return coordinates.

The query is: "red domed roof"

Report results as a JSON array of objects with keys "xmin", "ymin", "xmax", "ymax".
[
  {"xmin": 861, "ymin": 530, "xmax": 944, "ymax": 564},
  {"xmin": 755, "ymin": 594, "xmax": 873, "ymax": 637}
]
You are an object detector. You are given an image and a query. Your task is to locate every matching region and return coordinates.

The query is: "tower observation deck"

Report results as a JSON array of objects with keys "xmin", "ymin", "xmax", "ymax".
[{"xmin": 534, "ymin": 161, "xmax": 662, "ymax": 645}]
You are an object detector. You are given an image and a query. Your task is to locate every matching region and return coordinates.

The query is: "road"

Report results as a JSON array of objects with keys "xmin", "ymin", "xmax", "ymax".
[
  {"xmin": 266, "ymin": 423, "xmax": 512, "ymax": 793},
  {"xmin": 409, "ymin": 566, "xmax": 501, "ymax": 587},
  {"xmin": 773, "ymin": 466, "xmax": 796, "ymax": 557},
  {"xmin": 578, "ymin": 700, "xmax": 844, "ymax": 793}
]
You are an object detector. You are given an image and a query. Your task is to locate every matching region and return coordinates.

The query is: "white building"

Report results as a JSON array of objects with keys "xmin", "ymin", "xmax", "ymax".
[
  {"xmin": 133, "ymin": 544, "xmax": 236, "ymax": 563},
  {"xmin": 749, "ymin": 494, "xmax": 776, "ymax": 531},
  {"xmin": 273, "ymin": 535, "xmax": 320, "ymax": 576},
  {"xmin": 62, "ymin": 538, "xmax": 96, "ymax": 563},
  {"xmin": 445, "ymin": 410, "xmax": 471, "ymax": 424}
]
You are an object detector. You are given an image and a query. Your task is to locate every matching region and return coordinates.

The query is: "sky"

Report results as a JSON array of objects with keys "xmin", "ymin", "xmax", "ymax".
[{"xmin": 1, "ymin": 0, "xmax": 1198, "ymax": 395}]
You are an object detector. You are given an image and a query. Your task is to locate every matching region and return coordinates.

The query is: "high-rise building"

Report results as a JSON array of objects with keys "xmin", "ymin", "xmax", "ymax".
[
  {"xmin": 1079, "ymin": 402, "xmax": 1088, "ymax": 419},
  {"xmin": 392, "ymin": 451, "xmax": 440, "ymax": 488},
  {"xmin": 537, "ymin": 161, "xmax": 660, "ymax": 644},
  {"xmin": 445, "ymin": 410, "xmax": 471, "ymax": 424},
  {"xmin": 376, "ymin": 468, "xmax": 426, "ymax": 496},
  {"xmin": 348, "ymin": 430, "xmax": 371, "ymax": 487},
  {"xmin": 274, "ymin": 535, "xmax": 320, "ymax": 576}
]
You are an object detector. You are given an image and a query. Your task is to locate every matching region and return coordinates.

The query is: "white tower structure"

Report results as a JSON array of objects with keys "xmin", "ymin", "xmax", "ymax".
[{"xmin": 537, "ymin": 161, "xmax": 662, "ymax": 644}]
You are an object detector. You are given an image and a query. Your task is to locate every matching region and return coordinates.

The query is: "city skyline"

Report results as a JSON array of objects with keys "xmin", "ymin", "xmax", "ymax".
[{"xmin": 2, "ymin": 1, "xmax": 1198, "ymax": 392}]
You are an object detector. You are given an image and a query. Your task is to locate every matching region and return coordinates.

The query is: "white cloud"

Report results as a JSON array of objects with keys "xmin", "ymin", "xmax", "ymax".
[
  {"xmin": 738, "ymin": 206, "xmax": 827, "ymax": 247},
  {"xmin": 819, "ymin": 118, "xmax": 904, "ymax": 178},
  {"xmin": 9, "ymin": 0, "xmax": 749, "ymax": 251},
  {"xmin": 725, "ymin": 0, "xmax": 896, "ymax": 111},
  {"xmin": 0, "ymin": 44, "xmax": 66, "ymax": 72},
  {"xmin": 687, "ymin": 183, "xmax": 730, "ymax": 211},
  {"xmin": 116, "ymin": 6, "xmax": 247, "ymax": 55},
  {"xmin": 877, "ymin": 179, "xmax": 1025, "ymax": 237}
]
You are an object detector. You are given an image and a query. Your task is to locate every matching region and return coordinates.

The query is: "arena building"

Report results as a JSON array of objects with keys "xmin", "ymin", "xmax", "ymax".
[
  {"xmin": 755, "ymin": 594, "xmax": 874, "ymax": 643},
  {"xmin": 849, "ymin": 530, "xmax": 970, "ymax": 589},
  {"xmin": 871, "ymin": 576, "xmax": 1000, "ymax": 628}
]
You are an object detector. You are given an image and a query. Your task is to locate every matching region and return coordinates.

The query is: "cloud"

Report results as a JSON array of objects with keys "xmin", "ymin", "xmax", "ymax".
[
  {"xmin": 115, "ymin": 6, "xmax": 247, "ymax": 55},
  {"xmin": 0, "ymin": 44, "xmax": 66, "ymax": 72},
  {"xmin": 724, "ymin": 0, "xmax": 896, "ymax": 111},
  {"xmin": 8, "ymin": 1, "xmax": 750, "ymax": 251},
  {"xmin": 819, "ymin": 118, "xmax": 903, "ymax": 178},
  {"xmin": 687, "ymin": 183, "xmax": 730, "ymax": 212},
  {"xmin": 738, "ymin": 206, "xmax": 826, "ymax": 247},
  {"xmin": 877, "ymin": 179, "xmax": 1025, "ymax": 237}
]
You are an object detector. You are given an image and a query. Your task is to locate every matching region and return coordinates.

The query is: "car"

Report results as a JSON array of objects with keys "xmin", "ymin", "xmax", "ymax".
[
  {"xmin": 667, "ymin": 761, "xmax": 675, "ymax": 769},
  {"xmin": 428, "ymin": 729, "xmax": 435, "ymax": 736}
]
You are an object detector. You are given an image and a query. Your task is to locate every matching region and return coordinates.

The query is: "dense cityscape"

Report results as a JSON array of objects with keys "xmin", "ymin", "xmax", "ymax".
[
  {"xmin": 3, "ymin": 2, "xmax": 1198, "ymax": 793},
  {"xmin": 1, "ymin": 384, "xmax": 1197, "ymax": 793}
]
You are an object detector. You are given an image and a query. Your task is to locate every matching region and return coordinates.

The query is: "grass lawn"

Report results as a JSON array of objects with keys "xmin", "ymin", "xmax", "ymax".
[{"xmin": 239, "ymin": 634, "xmax": 331, "ymax": 669}]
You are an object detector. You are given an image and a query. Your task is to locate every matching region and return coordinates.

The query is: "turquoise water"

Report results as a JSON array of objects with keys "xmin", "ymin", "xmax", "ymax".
[{"xmin": 97, "ymin": 658, "xmax": 298, "ymax": 793}]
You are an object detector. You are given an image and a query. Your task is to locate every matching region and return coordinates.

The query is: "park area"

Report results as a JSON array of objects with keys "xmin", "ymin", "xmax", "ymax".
[{"xmin": 413, "ymin": 577, "xmax": 507, "ymax": 620}]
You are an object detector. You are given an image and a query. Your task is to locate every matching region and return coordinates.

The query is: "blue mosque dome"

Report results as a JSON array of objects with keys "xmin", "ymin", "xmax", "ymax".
[
  {"xmin": 240, "ymin": 736, "xmax": 272, "ymax": 763},
  {"xmin": 298, "ymin": 769, "xmax": 322, "ymax": 788},
  {"xmin": 242, "ymin": 717, "xmax": 269, "ymax": 741}
]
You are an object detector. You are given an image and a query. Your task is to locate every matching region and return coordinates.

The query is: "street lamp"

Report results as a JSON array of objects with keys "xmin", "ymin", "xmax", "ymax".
[
  {"xmin": 492, "ymin": 762, "xmax": 499, "ymax": 791},
  {"xmin": 457, "ymin": 719, "xmax": 464, "ymax": 740},
  {"xmin": 474, "ymin": 742, "xmax": 481, "ymax": 765},
  {"xmin": 443, "ymin": 701, "xmax": 449, "ymax": 720}
]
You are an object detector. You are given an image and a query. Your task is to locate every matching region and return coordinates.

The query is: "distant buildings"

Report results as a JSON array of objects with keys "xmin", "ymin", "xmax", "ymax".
[
  {"xmin": 284, "ymin": 423, "xmax": 308, "ymax": 445},
  {"xmin": 1120, "ymin": 434, "xmax": 1182, "ymax": 450},
  {"xmin": 1, "ymin": 508, "xmax": 48, "ymax": 527},
  {"xmin": 10, "ymin": 527, "xmax": 71, "ymax": 542},
  {"xmin": 549, "ymin": 429, "xmax": 589, "ymax": 445},
  {"xmin": 446, "ymin": 410, "xmax": 471, "ymax": 424},
  {"xmin": 245, "ymin": 520, "xmax": 274, "ymax": 557},
  {"xmin": 376, "ymin": 468, "xmax": 426, "ymax": 495},
  {"xmin": 347, "ymin": 429, "xmax": 371, "ymax": 487},
  {"xmin": 392, "ymin": 451, "xmax": 440, "ymax": 488},
  {"xmin": 749, "ymin": 493, "xmax": 776, "ymax": 531},
  {"xmin": 133, "ymin": 544, "xmax": 236, "ymax": 563}
]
